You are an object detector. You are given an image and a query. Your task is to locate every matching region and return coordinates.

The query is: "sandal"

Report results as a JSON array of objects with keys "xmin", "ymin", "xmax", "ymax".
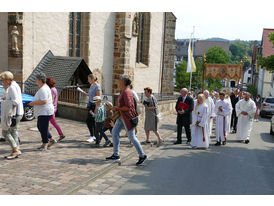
[
  {"xmin": 57, "ymin": 135, "xmax": 65, "ymax": 142},
  {"xmin": 48, "ymin": 139, "xmax": 57, "ymax": 148},
  {"xmin": 5, "ymin": 151, "xmax": 21, "ymax": 159}
]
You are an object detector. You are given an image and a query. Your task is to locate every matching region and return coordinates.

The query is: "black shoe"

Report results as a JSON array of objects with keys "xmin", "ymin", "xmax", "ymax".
[
  {"xmin": 109, "ymin": 143, "xmax": 113, "ymax": 147},
  {"xmin": 215, "ymin": 141, "xmax": 221, "ymax": 146},
  {"xmin": 186, "ymin": 140, "xmax": 191, "ymax": 144},
  {"xmin": 106, "ymin": 154, "xmax": 120, "ymax": 160},
  {"xmin": 245, "ymin": 139, "xmax": 250, "ymax": 144},
  {"xmin": 174, "ymin": 141, "xmax": 182, "ymax": 145},
  {"xmin": 0, "ymin": 138, "xmax": 5, "ymax": 142},
  {"xmin": 136, "ymin": 155, "xmax": 147, "ymax": 166},
  {"xmin": 222, "ymin": 141, "xmax": 226, "ymax": 145}
]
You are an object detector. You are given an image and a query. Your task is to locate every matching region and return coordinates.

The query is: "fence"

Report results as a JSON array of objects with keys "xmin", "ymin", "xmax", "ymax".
[{"xmin": 2, "ymin": 81, "xmax": 178, "ymax": 106}]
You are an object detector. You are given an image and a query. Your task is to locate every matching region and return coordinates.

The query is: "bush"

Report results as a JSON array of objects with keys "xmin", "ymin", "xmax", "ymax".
[{"xmin": 246, "ymin": 84, "xmax": 257, "ymax": 98}]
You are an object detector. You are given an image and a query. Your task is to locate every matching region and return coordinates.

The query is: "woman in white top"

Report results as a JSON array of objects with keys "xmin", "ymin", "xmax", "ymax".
[
  {"xmin": 28, "ymin": 72, "xmax": 55, "ymax": 151},
  {"xmin": 0, "ymin": 71, "xmax": 24, "ymax": 159},
  {"xmin": 190, "ymin": 94, "xmax": 209, "ymax": 149}
]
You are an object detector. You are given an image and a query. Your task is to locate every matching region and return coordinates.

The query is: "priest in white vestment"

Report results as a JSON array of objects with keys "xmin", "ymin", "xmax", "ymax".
[
  {"xmin": 236, "ymin": 92, "xmax": 256, "ymax": 144},
  {"xmin": 214, "ymin": 92, "xmax": 231, "ymax": 146},
  {"xmin": 203, "ymin": 90, "xmax": 215, "ymax": 138},
  {"xmin": 190, "ymin": 94, "xmax": 209, "ymax": 149},
  {"xmin": 225, "ymin": 94, "xmax": 233, "ymax": 133}
]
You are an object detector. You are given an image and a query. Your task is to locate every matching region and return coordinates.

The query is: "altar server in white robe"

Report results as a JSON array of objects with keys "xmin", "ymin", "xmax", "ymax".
[
  {"xmin": 215, "ymin": 92, "xmax": 231, "ymax": 146},
  {"xmin": 236, "ymin": 92, "xmax": 256, "ymax": 144},
  {"xmin": 190, "ymin": 94, "xmax": 209, "ymax": 149},
  {"xmin": 203, "ymin": 90, "xmax": 215, "ymax": 138},
  {"xmin": 225, "ymin": 93, "xmax": 233, "ymax": 133}
]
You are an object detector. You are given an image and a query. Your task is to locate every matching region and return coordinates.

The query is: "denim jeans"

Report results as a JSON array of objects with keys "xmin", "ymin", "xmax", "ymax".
[
  {"xmin": 2, "ymin": 115, "xmax": 22, "ymax": 149},
  {"xmin": 112, "ymin": 117, "xmax": 145, "ymax": 157},
  {"xmin": 37, "ymin": 115, "xmax": 52, "ymax": 143}
]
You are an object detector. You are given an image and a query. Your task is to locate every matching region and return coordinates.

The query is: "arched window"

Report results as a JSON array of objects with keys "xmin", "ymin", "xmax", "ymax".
[{"xmin": 136, "ymin": 12, "xmax": 150, "ymax": 66}]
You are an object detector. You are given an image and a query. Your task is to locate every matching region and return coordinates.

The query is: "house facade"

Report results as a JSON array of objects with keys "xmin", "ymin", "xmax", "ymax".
[
  {"xmin": 0, "ymin": 12, "xmax": 176, "ymax": 95},
  {"xmin": 256, "ymin": 28, "xmax": 274, "ymax": 97}
]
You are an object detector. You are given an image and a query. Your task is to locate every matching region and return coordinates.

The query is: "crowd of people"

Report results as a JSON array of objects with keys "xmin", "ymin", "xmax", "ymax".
[
  {"xmin": 175, "ymin": 87, "xmax": 257, "ymax": 149},
  {"xmin": 0, "ymin": 70, "xmax": 259, "ymax": 164}
]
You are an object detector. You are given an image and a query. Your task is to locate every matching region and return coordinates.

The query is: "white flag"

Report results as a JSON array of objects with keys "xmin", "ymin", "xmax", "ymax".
[{"xmin": 186, "ymin": 36, "xmax": 196, "ymax": 73}]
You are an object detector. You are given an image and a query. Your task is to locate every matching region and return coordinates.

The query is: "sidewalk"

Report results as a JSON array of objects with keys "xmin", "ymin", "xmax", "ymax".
[{"xmin": 0, "ymin": 113, "xmax": 178, "ymax": 195}]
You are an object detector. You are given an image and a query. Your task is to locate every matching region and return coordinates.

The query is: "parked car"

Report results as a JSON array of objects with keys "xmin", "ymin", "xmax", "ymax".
[
  {"xmin": 270, "ymin": 115, "xmax": 274, "ymax": 135},
  {"xmin": 0, "ymin": 85, "xmax": 35, "ymax": 121},
  {"xmin": 260, "ymin": 97, "xmax": 274, "ymax": 118}
]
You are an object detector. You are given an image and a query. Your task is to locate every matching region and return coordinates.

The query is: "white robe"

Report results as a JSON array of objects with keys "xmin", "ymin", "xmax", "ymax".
[
  {"xmin": 215, "ymin": 99, "xmax": 231, "ymax": 142},
  {"xmin": 205, "ymin": 97, "xmax": 215, "ymax": 138},
  {"xmin": 225, "ymin": 97, "xmax": 233, "ymax": 133},
  {"xmin": 191, "ymin": 103, "xmax": 209, "ymax": 148},
  {"xmin": 236, "ymin": 99, "xmax": 256, "ymax": 140}
]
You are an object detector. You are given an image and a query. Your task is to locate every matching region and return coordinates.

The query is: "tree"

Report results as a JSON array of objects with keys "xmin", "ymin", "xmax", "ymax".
[
  {"xmin": 205, "ymin": 46, "xmax": 230, "ymax": 91},
  {"xmin": 258, "ymin": 55, "xmax": 274, "ymax": 72},
  {"xmin": 175, "ymin": 60, "xmax": 190, "ymax": 90},
  {"xmin": 268, "ymin": 32, "xmax": 274, "ymax": 45},
  {"xmin": 206, "ymin": 46, "xmax": 230, "ymax": 64}
]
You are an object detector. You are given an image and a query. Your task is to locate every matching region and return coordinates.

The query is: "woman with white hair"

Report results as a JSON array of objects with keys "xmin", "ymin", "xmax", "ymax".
[
  {"xmin": 0, "ymin": 71, "xmax": 24, "ymax": 159},
  {"xmin": 189, "ymin": 94, "xmax": 209, "ymax": 149}
]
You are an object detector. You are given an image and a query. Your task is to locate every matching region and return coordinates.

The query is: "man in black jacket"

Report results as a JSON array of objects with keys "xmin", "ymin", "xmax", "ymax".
[{"xmin": 175, "ymin": 88, "xmax": 194, "ymax": 144}]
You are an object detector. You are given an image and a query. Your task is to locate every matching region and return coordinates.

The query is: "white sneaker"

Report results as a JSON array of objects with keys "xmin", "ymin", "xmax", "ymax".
[{"xmin": 87, "ymin": 136, "xmax": 95, "ymax": 142}]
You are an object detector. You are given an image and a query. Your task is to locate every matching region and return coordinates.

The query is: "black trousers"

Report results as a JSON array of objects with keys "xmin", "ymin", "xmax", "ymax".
[
  {"xmin": 86, "ymin": 114, "xmax": 95, "ymax": 137},
  {"xmin": 230, "ymin": 109, "xmax": 238, "ymax": 131},
  {"xmin": 37, "ymin": 115, "xmax": 52, "ymax": 143},
  {"xmin": 177, "ymin": 123, "xmax": 191, "ymax": 142}
]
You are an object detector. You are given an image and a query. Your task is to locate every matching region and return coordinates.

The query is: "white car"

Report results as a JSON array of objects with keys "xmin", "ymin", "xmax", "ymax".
[{"xmin": 261, "ymin": 97, "xmax": 274, "ymax": 118}]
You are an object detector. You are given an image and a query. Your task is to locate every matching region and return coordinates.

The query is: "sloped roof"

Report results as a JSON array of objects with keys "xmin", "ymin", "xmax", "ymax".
[{"xmin": 24, "ymin": 50, "xmax": 91, "ymax": 94}]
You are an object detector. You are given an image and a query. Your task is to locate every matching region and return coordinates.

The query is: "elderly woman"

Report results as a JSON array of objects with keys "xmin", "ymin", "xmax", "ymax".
[
  {"xmin": 46, "ymin": 77, "xmax": 65, "ymax": 142},
  {"xmin": 28, "ymin": 72, "xmax": 55, "ymax": 151},
  {"xmin": 79, "ymin": 73, "xmax": 102, "ymax": 143},
  {"xmin": 105, "ymin": 75, "xmax": 147, "ymax": 166},
  {"xmin": 143, "ymin": 87, "xmax": 163, "ymax": 146},
  {"xmin": 0, "ymin": 71, "xmax": 24, "ymax": 159}
]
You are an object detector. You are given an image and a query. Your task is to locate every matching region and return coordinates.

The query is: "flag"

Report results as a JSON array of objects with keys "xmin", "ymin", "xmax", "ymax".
[{"xmin": 186, "ymin": 36, "xmax": 196, "ymax": 73}]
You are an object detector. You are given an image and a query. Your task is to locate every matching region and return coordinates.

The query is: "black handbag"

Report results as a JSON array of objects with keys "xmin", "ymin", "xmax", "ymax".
[
  {"xmin": 11, "ymin": 115, "xmax": 17, "ymax": 127},
  {"xmin": 130, "ymin": 116, "xmax": 139, "ymax": 128}
]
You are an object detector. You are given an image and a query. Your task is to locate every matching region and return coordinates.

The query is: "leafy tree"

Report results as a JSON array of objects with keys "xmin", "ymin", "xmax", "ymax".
[
  {"xmin": 175, "ymin": 60, "xmax": 190, "ymax": 90},
  {"xmin": 258, "ymin": 55, "xmax": 274, "ymax": 72},
  {"xmin": 246, "ymin": 83, "xmax": 257, "ymax": 98},
  {"xmin": 206, "ymin": 46, "xmax": 230, "ymax": 64},
  {"xmin": 268, "ymin": 32, "xmax": 274, "ymax": 45},
  {"xmin": 205, "ymin": 46, "xmax": 230, "ymax": 91}
]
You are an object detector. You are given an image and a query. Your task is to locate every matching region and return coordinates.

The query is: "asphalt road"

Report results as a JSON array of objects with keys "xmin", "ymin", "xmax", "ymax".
[{"xmin": 113, "ymin": 117, "xmax": 274, "ymax": 195}]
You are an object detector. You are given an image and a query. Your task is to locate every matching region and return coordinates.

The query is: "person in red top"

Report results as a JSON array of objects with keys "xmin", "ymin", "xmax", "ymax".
[{"xmin": 106, "ymin": 75, "xmax": 147, "ymax": 166}]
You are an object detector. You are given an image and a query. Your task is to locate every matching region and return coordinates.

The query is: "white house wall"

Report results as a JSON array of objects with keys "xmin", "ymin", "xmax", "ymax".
[
  {"xmin": 23, "ymin": 12, "xmax": 70, "ymax": 82},
  {"xmin": 88, "ymin": 12, "xmax": 115, "ymax": 94},
  {"xmin": 0, "ymin": 13, "xmax": 8, "ymax": 72},
  {"xmin": 131, "ymin": 12, "xmax": 164, "ymax": 93}
]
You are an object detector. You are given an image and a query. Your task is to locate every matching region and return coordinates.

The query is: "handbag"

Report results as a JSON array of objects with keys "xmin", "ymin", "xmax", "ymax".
[
  {"xmin": 11, "ymin": 115, "xmax": 17, "ymax": 127},
  {"xmin": 130, "ymin": 116, "xmax": 139, "ymax": 128}
]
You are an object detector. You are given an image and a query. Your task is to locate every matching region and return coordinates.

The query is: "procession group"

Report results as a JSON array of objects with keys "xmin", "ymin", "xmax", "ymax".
[{"xmin": 174, "ymin": 88, "xmax": 257, "ymax": 149}]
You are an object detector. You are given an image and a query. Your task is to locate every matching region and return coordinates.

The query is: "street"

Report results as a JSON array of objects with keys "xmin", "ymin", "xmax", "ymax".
[
  {"xmin": 1, "ymin": 114, "xmax": 274, "ymax": 195},
  {"xmin": 105, "ymin": 117, "xmax": 274, "ymax": 195}
]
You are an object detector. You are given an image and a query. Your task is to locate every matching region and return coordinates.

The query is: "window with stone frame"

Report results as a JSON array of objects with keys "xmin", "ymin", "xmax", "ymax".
[
  {"xmin": 136, "ymin": 12, "xmax": 151, "ymax": 66},
  {"xmin": 69, "ymin": 12, "xmax": 81, "ymax": 57}
]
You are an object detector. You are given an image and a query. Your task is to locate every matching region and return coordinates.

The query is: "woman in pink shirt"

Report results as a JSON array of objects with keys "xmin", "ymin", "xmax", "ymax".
[{"xmin": 46, "ymin": 77, "xmax": 65, "ymax": 142}]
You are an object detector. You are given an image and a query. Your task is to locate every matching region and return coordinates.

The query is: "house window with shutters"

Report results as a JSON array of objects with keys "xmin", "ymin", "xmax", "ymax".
[
  {"xmin": 69, "ymin": 12, "xmax": 81, "ymax": 57},
  {"xmin": 136, "ymin": 12, "xmax": 151, "ymax": 66}
]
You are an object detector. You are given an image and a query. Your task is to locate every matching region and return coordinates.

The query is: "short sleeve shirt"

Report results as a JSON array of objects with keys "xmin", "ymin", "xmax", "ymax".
[
  {"xmin": 34, "ymin": 85, "xmax": 54, "ymax": 117},
  {"xmin": 88, "ymin": 83, "xmax": 101, "ymax": 103}
]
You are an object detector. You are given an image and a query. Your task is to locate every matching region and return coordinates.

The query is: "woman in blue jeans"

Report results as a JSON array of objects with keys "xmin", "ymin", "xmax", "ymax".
[{"xmin": 106, "ymin": 75, "xmax": 147, "ymax": 166}]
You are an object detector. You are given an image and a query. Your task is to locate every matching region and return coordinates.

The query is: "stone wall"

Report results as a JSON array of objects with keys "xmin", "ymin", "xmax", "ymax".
[
  {"xmin": 161, "ymin": 12, "xmax": 176, "ymax": 94},
  {"xmin": 0, "ymin": 13, "xmax": 8, "ymax": 73}
]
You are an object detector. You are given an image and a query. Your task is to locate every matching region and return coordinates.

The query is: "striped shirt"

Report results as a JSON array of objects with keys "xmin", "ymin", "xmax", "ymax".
[{"xmin": 92, "ymin": 104, "xmax": 106, "ymax": 123}]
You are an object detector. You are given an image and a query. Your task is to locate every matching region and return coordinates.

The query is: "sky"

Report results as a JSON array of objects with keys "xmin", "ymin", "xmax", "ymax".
[{"xmin": 2, "ymin": 0, "xmax": 273, "ymax": 41}]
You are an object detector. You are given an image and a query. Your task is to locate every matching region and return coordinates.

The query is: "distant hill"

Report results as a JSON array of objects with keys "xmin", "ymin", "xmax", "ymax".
[{"xmin": 204, "ymin": 37, "xmax": 230, "ymax": 42}]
